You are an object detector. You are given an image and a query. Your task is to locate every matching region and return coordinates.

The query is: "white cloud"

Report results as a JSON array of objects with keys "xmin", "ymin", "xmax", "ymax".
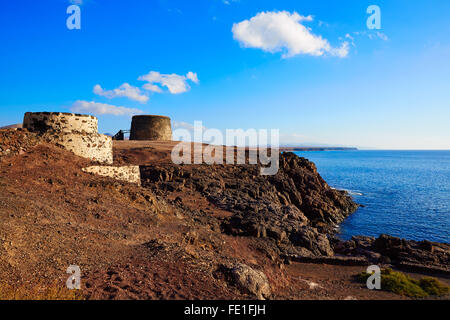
[
  {"xmin": 139, "ymin": 71, "xmax": 199, "ymax": 94},
  {"xmin": 71, "ymin": 100, "xmax": 143, "ymax": 116},
  {"xmin": 142, "ymin": 83, "xmax": 163, "ymax": 93},
  {"xmin": 232, "ymin": 11, "xmax": 349, "ymax": 58},
  {"xmin": 186, "ymin": 71, "xmax": 199, "ymax": 84},
  {"xmin": 222, "ymin": 0, "xmax": 239, "ymax": 5},
  {"xmin": 345, "ymin": 33, "xmax": 356, "ymax": 47},
  {"xmin": 353, "ymin": 30, "xmax": 389, "ymax": 41},
  {"xmin": 329, "ymin": 41, "xmax": 350, "ymax": 58},
  {"xmin": 172, "ymin": 121, "xmax": 207, "ymax": 131},
  {"xmin": 93, "ymin": 83, "xmax": 149, "ymax": 103},
  {"xmin": 376, "ymin": 31, "xmax": 389, "ymax": 41}
]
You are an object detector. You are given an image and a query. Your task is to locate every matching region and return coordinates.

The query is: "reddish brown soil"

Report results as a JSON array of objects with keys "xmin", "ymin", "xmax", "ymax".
[
  {"xmin": 113, "ymin": 140, "xmax": 179, "ymax": 165},
  {"xmin": 0, "ymin": 142, "xmax": 271, "ymax": 299},
  {"xmin": 0, "ymin": 138, "xmax": 448, "ymax": 300},
  {"xmin": 113, "ymin": 140, "xmax": 263, "ymax": 166}
]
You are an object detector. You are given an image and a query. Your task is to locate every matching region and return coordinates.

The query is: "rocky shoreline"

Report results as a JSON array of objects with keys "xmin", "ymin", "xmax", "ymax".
[
  {"xmin": 332, "ymin": 234, "xmax": 450, "ymax": 275},
  {"xmin": 0, "ymin": 133, "xmax": 448, "ymax": 299},
  {"xmin": 141, "ymin": 152, "xmax": 359, "ymax": 259},
  {"xmin": 139, "ymin": 151, "xmax": 449, "ymax": 275}
]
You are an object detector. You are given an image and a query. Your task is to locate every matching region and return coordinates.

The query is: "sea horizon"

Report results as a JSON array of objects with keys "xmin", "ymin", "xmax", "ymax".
[{"xmin": 294, "ymin": 149, "xmax": 450, "ymax": 243}]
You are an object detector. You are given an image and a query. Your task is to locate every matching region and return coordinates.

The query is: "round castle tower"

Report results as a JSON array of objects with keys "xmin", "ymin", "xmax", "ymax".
[
  {"xmin": 130, "ymin": 115, "xmax": 172, "ymax": 141},
  {"xmin": 23, "ymin": 112, "xmax": 113, "ymax": 164}
]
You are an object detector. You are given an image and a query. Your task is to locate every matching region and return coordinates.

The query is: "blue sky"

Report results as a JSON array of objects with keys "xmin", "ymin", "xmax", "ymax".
[{"xmin": 0, "ymin": 0, "xmax": 449, "ymax": 149}]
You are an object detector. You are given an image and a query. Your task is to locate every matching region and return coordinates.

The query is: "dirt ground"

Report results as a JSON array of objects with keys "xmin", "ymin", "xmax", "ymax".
[{"xmin": 0, "ymin": 138, "xmax": 448, "ymax": 300}]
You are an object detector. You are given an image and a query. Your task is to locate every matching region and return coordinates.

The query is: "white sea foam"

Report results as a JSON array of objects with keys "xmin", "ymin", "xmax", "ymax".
[{"xmin": 331, "ymin": 187, "xmax": 363, "ymax": 196}]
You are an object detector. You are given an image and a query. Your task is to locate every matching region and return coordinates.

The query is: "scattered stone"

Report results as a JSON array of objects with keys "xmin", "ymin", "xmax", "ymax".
[
  {"xmin": 297, "ymin": 277, "xmax": 323, "ymax": 290},
  {"xmin": 222, "ymin": 263, "xmax": 271, "ymax": 300},
  {"xmin": 0, "ymin": 128, "xmax": 41, "ymax": 158}
]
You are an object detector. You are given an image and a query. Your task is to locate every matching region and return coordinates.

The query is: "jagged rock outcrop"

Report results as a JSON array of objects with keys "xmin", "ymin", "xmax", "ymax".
[{"xmin": 141, "ymin": 152, "xmax": 359, "ymax": 258}]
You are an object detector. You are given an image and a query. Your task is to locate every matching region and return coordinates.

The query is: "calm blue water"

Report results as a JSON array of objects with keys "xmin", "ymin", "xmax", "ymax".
[{"xmin": 293, "ymin": 150, "xmax": 450, "ymax": 243}]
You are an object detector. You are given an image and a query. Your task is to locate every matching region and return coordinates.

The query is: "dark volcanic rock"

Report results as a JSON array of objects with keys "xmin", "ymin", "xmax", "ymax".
[
  {"xmin": 141, "ymin": 152, "xmax": 359, "ymax": 258},
  {"xmin": 272, "ymin": 153, "xmax": 358, "ymax": 225},
  {"xmin": 333, "ymin": 234, "xmax": 450, "ymax": 273}
]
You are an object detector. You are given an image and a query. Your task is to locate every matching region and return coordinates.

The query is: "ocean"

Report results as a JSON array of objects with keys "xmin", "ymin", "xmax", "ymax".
[{"xmin": 293, "ymin": 150, "xmax": 450, "ymax": 243}]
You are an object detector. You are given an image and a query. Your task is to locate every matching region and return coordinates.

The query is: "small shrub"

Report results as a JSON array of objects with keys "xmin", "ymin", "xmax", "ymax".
[
  {"xmin": 357, "ymin": 268, "xmax": 449, "ymax": 298},
  {"xmin": 418, "ymin": 277, "xmax": 450, "ymax": 296}
]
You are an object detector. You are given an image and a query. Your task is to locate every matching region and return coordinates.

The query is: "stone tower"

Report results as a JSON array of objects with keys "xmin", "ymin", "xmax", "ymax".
[
  {"xmin": 129, "ymin": 115, "xmax": 172, "ymax": 141},
  {"xmin": 23, "ymin": 112, "xmax": 113, "ymax": 164}
]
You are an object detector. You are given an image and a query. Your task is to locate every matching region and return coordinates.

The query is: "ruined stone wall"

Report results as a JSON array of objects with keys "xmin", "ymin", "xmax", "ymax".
[
  {"xmin": 46, "ymin": 132, "xmax": 113, "ymax": 164},
  {"xmin": 130, "ymin": 115, "xmax": 172, "ymax": 141},
  {"xmin": 23, "ymin": 112, "xmax": 113, "ymax": 164},
  {"xmin": 23, "ymin": 112, "xmax": 97, "ymax": 134},
  {"xmin": 82, "ymin": 165, "xmax": 141, "ymax": 185}
]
